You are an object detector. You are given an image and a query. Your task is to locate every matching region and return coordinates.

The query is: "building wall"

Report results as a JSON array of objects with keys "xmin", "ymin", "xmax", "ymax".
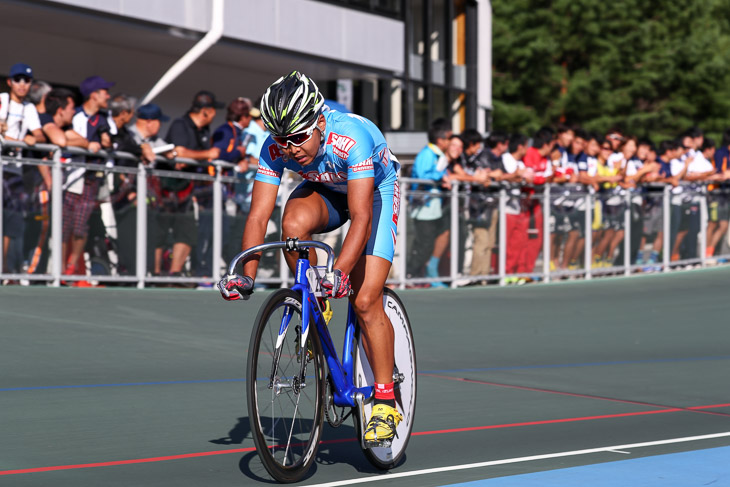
[{"xmin": 45, "ymin": 0, "xmax": 405, "ymax": 73}]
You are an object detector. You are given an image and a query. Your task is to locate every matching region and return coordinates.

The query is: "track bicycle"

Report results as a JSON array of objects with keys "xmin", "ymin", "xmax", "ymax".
[{"xmin": 225, "ymin": 238, "xmax": 416, "ymax": 483}]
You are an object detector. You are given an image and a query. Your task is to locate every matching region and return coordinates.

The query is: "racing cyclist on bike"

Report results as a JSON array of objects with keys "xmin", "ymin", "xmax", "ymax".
[{"xmin": 219, "ymin": 71, "xmax": 402, "ymax": 446}]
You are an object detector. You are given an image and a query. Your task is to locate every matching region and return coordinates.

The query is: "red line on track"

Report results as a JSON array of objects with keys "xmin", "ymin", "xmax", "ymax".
[
  {"xmin": 2, "ymin": 402, "xmax": 728, "ymax": 476},
  {"xmin": 420, "ymin": 373, "xmax": 730, "ymax": 417}
]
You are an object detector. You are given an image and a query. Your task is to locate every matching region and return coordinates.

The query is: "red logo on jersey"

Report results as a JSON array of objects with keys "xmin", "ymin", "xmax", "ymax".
[
  {"xmin": 351, "ymin": 158, "xmax": 374, "ymax": 173},
  {"xmin": 257, "ymin": 167, "xmax": 280, "ymax": 178},
  {"xmin": 298, "ymin": 170, "xmax": 347, "ymax": 184},
  {"xmin": 392, "ymin": 181, "xmax": 400, "ymax": 226},
  {"xmin": 327, "ymin": 132, "xmax": 357, "ymax": 159},
  {"xmin": 268, "ymin": 144, "xmax": 285, "ymax": 161}
]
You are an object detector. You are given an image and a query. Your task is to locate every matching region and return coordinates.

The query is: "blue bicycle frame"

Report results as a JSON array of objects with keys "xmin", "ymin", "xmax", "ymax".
[
  {"xmin": 291, "ymin": 255, "xmax": 373, "ymax": 408},
  {"xmin": 226, "ymin": 238, "xmax": 373, "ymax": 408}
]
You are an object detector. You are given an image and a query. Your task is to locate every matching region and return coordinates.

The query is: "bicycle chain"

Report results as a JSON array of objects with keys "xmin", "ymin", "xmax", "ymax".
[{"xmin": 324, "ymin": 375, "xmax": 347, "ymax": 427}]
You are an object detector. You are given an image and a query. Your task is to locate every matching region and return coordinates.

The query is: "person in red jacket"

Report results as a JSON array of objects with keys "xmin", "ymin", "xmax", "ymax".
[{"xmin": 517, "ymin": 129, "xmax": 555, "ymax": 274}]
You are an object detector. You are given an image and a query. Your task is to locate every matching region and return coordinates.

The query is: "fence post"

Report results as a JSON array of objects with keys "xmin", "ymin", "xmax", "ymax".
[
  {"xmin": 700, "ymin": 187, "xmax": 707, "ymax": 267},
  {"xmin": 449, "ymin": 181, "xmax": 459, "ymax": 287},
  {"xmin": 212, "ymin": 161, "xmax": 223, "ymax": 279},
  {"xmin": 0, "ymin": 147, "xmax": 3, "ymax": 277},
  {"xmin": 624, "ymin": 191, "xmax": 631, "ymax": 276},
  {"xmin": 542, "ymin": 184, "xmax": 551, "ymax": 283},
  {"xmin": 51, "ymin": 149, "xmax": 63, "ymax": 287},
  {"xmin": 584, "ymin": 192, "xmax": 592, "ymax": 280},
  {"xmin": 663, "ymin": 185, "xmax": 671, "ymax": 272},
  {"xmin": 135, "ymin": 161, "xmax": 147, "ymax": 289},
  {"xmin": 498, "ymin": 187, "xmax": 506, "ymax": 286}
]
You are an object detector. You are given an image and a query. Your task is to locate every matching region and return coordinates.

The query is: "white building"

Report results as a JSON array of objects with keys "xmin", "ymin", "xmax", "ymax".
[{"xmin": 0, "ymin": 0, "xmax": 491, "ymax": 155}]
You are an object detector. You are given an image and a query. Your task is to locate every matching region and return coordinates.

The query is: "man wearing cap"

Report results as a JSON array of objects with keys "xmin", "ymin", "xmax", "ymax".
[
  {"xmin": 2, "ymin": 63, "xmax": 47, "ymax": 276},
  {"xmin": 158, "ymin": 90, "xmax": 222, "ymax": 280},
  {"xmin": 61, "ymin": 75, "xmax": 114, "ymax": 283},
  {"xmin": 1, "ymin": 63, "xmax": 45, "ymax": 144}
]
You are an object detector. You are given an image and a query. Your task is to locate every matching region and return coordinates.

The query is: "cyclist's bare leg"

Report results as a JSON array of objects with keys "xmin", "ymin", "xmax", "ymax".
[
  {"xmin": 349, "ymin": 255, "xmax": 395, "ymax": 385},
  {"xmin": 280, "ymin": 188, "xmax": 330, "ymax": 271}
]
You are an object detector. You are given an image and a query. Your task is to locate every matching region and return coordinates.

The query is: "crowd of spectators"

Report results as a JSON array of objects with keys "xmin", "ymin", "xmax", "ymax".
[
  {"xmin": 406, "ymin": 119, "xmax": 730, "ymax": 286},
  {"xmin": 4, "ymin": 60, "xmax": 730, "ymax": 287},
  {"xmin": 1, "ymin": 62, "xmax": 268, "ymax": 286}
]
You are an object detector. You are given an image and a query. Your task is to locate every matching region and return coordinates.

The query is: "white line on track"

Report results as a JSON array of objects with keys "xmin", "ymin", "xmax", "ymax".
[{"xmin": 303, "ymin": 431, "xmax": 730, "ymax": 487}]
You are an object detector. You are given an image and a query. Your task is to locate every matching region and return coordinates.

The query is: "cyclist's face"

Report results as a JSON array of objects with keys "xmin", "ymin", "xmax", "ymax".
[{"xmin": 281, "ymin": 115, "xmax": 326, "ymax": 166}]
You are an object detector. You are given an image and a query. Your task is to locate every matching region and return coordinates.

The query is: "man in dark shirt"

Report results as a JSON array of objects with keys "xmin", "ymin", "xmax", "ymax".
[
  {"xmin": 158, "ymin": 90, "xmax": 222, "ymax": 279},
  {"xmin": 465, "ymin": 131, "xmax": 507, "ymax": 277}
]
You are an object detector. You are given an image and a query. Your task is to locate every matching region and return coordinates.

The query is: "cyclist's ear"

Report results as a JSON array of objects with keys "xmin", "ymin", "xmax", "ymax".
[{"xmin": 317, "ymin": 114, "xmax": 326, "ymax": 133}]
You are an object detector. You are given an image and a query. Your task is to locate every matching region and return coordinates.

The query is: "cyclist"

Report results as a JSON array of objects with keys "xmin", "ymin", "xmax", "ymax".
[{"xmin": 219, "ymin": 71, "xmax": 402, "ymax": 446}]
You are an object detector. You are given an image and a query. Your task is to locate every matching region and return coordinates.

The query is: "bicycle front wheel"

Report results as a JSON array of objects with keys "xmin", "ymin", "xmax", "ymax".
[
  {"xmin": 247, "ymin": 289, "xmax": 325, "ymax": 483},
  {"xmin": 354, "ymin": 287, "xmax": 417, "ymax": 469}
]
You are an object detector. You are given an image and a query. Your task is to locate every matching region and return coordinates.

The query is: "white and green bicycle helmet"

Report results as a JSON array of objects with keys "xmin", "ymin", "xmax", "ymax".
[{"xmin": 260, "ymin": 71, "xmax": 325, "ymax": 136}]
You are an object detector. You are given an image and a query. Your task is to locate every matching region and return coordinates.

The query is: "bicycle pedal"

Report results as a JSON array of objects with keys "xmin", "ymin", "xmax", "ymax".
[{"xmin": 363, "ymin": 438, "xmax": 393, "ymax": 449}]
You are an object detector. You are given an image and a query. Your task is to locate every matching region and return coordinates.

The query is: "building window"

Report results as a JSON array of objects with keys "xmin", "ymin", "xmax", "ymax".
[{"xmin": 313, "ymin": 0, "xmax": 403, "ymax": 19}]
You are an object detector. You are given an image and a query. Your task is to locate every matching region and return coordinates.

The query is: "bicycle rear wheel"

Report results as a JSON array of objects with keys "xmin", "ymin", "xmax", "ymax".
[
  {"xmin": 247, "ymin": 289, "xmax": 325, "ymax": 483},
  {"xmin": 354, "ymin": 287, "xmax": 417, "ymax": 469}
]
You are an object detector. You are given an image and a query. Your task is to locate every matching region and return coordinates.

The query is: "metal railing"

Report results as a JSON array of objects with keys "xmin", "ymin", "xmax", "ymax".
[{"xmin": 2, "ymin": 138, "xmax": 729, "ymax": 288}]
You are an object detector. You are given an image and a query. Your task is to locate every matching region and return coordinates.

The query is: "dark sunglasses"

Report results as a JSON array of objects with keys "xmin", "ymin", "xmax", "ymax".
[
  {"xmin": 272, "ymin": 122, "xmax": 317, "ymax": 148},
  {"xmin": 11, "ymin": 75, "xmax": 31, "ymax": 84}
]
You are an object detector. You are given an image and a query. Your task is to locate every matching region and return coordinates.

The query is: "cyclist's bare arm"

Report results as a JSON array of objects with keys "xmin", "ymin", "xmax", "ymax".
[
  {"xmin": 336, "ymin": 177, "xmax": 374, "ymax": 275},
  {"xmin": 241, "ymin": 180, "xmax": 279, "ymax": 279}
]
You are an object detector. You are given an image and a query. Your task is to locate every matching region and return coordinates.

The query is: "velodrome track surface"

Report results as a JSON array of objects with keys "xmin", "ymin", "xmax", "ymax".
[{"xmin": 2, "ymin": 268, "xmax": 730, "ymax": 486}]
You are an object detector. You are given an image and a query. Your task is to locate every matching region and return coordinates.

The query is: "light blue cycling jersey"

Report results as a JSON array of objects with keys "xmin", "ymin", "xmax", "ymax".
[{"xmin": 254, "ymin": 109, "xmax": 399, "ymax": 192}]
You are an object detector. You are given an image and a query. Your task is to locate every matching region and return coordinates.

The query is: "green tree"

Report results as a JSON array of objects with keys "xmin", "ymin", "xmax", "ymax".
[{"xmin": 492, "ymin": 0, "xmax": 730, "ymax": 138}]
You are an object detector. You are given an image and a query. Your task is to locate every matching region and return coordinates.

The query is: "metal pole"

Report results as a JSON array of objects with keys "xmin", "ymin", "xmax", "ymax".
[
  {"xmin": 51, "ymin": 149, "xmax": 63, "ymax": 286},
  {"xmin": 278, "ymin": 176, "xmax": 290, "ymax": 288},
  {"xmin": 449, "ymin": 181, "xmax": 459, "ymax": 287},
  {"xmin": 542, "ymin": 184, "xmax": 551, "ymax": 283},
  {"xmin": 135, "ymin": 162, "xmax": 147, "ymax": 289},
  {"xmin": 624, "ymin": 191, "xmax": 631, "ymax": 276},
  {"xmin": 498, "ymin": 187, "xmax": 506, "ymax": 286},
  {"xmin": 212, "ymin": 162, "xmax": 223, "ymax": 279},
  {"xmin": 584, "ymin": 192, "xmax": 592, "ymax": 280},
  {"xmin": 0, "ymin": 148, "xmax": 4, "ymax": 277},
  {"xmin": 700, "ymin": 188, "xmax": 707, "ymax": 267},
  {"xmin": 663, "ymin": 185, "xmax": 671, "ymax": 272},
  {"xmin": 398, "ymin": 180, "xmax": 407, "ymax": 290}
]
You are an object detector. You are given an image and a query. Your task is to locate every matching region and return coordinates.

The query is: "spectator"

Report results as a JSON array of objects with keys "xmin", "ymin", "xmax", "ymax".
[
  {"xmin": 108, "ymin": 93, "xmax": 137, "ymax": 148},
  {"xmin": 111, "ymin": 103, "xmax": 174, "ymax": 275},
  {"xmin": 161, "ymin": 90, "xmax": 222, "ymax": 279},
  {"xmin": 212, "ymin": 97, "xmax": 250, "ymax": 166},
  {"xmin": 708, "ymin": 132, "xmax": 730, "ymax": 257},
  {"xmin": 61, "ymin": 75, "xmax": 113, "ymax": 285},
  {"xmin": 502, "ymin": 134, "xmax": 529, "ymax": 276},
  {"xmin": 519, "ymin": 128, "xmax": 555, "ymax": 273},
  {"xmin": 0, "ymin": 63, "xmax": 44, "ymax": 145},
  {"xmin": 407, "ymin": 117, "xmax": 452, "ymax": 287},
  {"xmin": 1, "ymin": 63, "xmax": 46, "ymax": 275},
  {"xmin": 676, "ymin": 129, "xmax": 715, "ymax": 260},
  {"xmin": 22, "ymin": 89, "xmax": 90, "ymax": 277},
  {"xmin": 211, "ymin": 97, "xmax": 252, "ymax": 268},
  {"xmin": 28, "ymin": 80, "xmax": 52, "ymax": 114},
  {"xmin": 471, "ymin": 131, "xmax": 509, "ymax": 276}
]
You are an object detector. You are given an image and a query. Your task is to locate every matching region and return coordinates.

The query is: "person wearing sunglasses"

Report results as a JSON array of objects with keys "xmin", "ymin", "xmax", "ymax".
[
  {"xmin": 0, "ymin": 63, "xmax": 45, "ymax": 145},
  {"xmin": 219, "ymin": 70, "xmax": 403, "ymax": 445}
]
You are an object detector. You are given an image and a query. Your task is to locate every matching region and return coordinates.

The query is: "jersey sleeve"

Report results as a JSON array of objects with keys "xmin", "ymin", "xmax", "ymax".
[
  {"xmin": 345, "ymin": 127, "xmax": 376, "ymax": 181},
  {"xmin": 576, "ymin": 154, "xmax": 589, "ymax": 172},
  {"xmin": 254, "ymin": 137, "xmax": 285, "ymax": 186}
]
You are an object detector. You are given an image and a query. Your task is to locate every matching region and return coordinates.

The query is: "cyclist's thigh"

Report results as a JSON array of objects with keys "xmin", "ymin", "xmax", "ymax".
[{"xmin": 283, "ymin": 182, "xmax": 345, "ymax": 235}]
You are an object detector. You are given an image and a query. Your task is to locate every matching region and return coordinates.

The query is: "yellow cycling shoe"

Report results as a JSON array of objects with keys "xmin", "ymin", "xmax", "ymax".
[{"xmin": 364, "ymin": 404, "xmax": 402, "ymax": 447}]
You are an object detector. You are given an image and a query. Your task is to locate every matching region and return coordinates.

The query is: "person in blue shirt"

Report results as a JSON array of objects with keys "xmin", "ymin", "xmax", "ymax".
[
  {"xmin": 407, "ymin": 118, "xmax": 452, "ymax": 286},
  {"xmin": 218, "ymin": 71, "xmax": 403, "ymax": 444}
]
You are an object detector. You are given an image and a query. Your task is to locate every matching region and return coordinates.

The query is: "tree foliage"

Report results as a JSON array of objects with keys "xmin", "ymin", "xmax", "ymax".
[{"xmin": 491, "ymin": 0, "xmax": 730, "ymax": 138}]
